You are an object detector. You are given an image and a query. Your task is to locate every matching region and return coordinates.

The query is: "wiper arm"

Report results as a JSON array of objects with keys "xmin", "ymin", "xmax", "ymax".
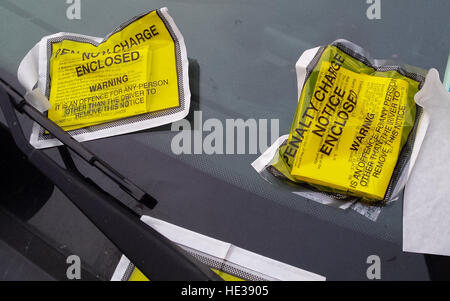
[
  {"xmin": 0, "ymin": 78, "xmax": 156, "ymax": 209},
  {"xmin": 0, "ymin": 78, "xmax": 222, "ymax": 280}
]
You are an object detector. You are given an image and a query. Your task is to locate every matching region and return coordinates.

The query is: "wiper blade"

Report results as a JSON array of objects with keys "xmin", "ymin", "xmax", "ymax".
[
  {"xmin": 0, "ymin": 78, "xmax": 156, "ymax": 209},
  {"xmin": 0, "ymin": 78, "xmax": 222, "ymax": 280}
]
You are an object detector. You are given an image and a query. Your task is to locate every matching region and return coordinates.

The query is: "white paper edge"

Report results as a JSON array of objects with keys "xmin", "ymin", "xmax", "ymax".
[
  {"xmin": 295, "ymin": 46, "xmax": 320, "ymax": 101},
  {"xmin": 406, "ymin": 69, "xmax": 437, "ymax": 178},
  {"xmin": 251, "ymin": 134, "xmax": 289, "ymax": 173},
  {"xmin": 110, "ymin": 255, "xmax": 132, "ymax": 281},
  {"xmin": 402, "ymin": 69, "xmax": 450, "ymax": 256},
  {"xmin": 111, "ymin": 216, "xmax": 325, "ymax": 281},
  {"xmin": 407, "ymin": 112, "xmax": 430, "ymax": 177},
  {"xmin": 225, "ymin": 245, "xmax": 325, "ymax": 281},
  {"xmin": 141, "ymin": 216, "xmax": 231, "ymax": 259}
]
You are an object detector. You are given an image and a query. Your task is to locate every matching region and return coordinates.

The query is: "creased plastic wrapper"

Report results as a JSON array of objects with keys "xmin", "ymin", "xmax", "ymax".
[
  {"xmin": 17, "ymin": 7, "xmax": 190, "ymax": 148},
  {"xmin": 252, "ymin": 39, "xmax": 427, "ymax": 221}
]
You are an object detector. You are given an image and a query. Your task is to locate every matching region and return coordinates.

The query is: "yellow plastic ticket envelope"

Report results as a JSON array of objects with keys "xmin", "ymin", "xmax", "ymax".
[
  {"xmin": 288, "ymin": 50, "xmax": 418, "ymax": 200},
  {"xmin": 47, "ymin": 9, "xmax": 181, "ymax": 130}
]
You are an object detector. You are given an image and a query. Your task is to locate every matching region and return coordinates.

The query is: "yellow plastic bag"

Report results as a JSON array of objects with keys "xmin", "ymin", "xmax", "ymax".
[
  {"xmin": 18, "ymin": 7, "xmax": 190, "ymax": 148},
  {"xmin": 268, "ymin": 40, "xmax": 426, "ymax": 204}
]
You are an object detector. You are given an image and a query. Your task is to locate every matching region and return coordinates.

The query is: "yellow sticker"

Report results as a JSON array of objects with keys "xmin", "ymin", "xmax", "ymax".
[
  {"xmin": 291, "ymin": 61, "xmax": 411, "ymax": 200},
  {"xmin": 47, "ymin": 10, "xmax": 180, "ymax": 130},
  {"xmin": 126, "ymin": 267, "xmax": 244, "ymax": 281}
]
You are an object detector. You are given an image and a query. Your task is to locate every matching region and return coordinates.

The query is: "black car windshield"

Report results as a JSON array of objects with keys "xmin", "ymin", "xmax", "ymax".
[{"xmin": 0, "ymin": 0, "xmax": 449, "ymax": 280}]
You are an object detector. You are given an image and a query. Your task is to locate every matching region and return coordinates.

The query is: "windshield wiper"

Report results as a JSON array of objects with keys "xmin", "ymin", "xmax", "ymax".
[
  {"xmin": 0, "ymin": 78, "xmax": 222, "ymax": 281},
  {"xmin": 0, "ymin": 78, "xmax": 157, "ymax": 209}
]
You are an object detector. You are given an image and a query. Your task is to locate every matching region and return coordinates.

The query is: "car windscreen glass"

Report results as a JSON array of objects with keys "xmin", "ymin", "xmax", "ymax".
[{"xmin": 0, "ymin": 0, "xmax": 449, "ymax": 280}]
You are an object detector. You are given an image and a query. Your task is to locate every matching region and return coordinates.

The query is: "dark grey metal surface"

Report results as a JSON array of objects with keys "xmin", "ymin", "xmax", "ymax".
[
  {"xmin": 0, "ymin": 240, "xmax": 54, "ymax": 281},
  {"xmin": 0, "ymin": 0, "xmax": 449, "ymax": 280}
]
